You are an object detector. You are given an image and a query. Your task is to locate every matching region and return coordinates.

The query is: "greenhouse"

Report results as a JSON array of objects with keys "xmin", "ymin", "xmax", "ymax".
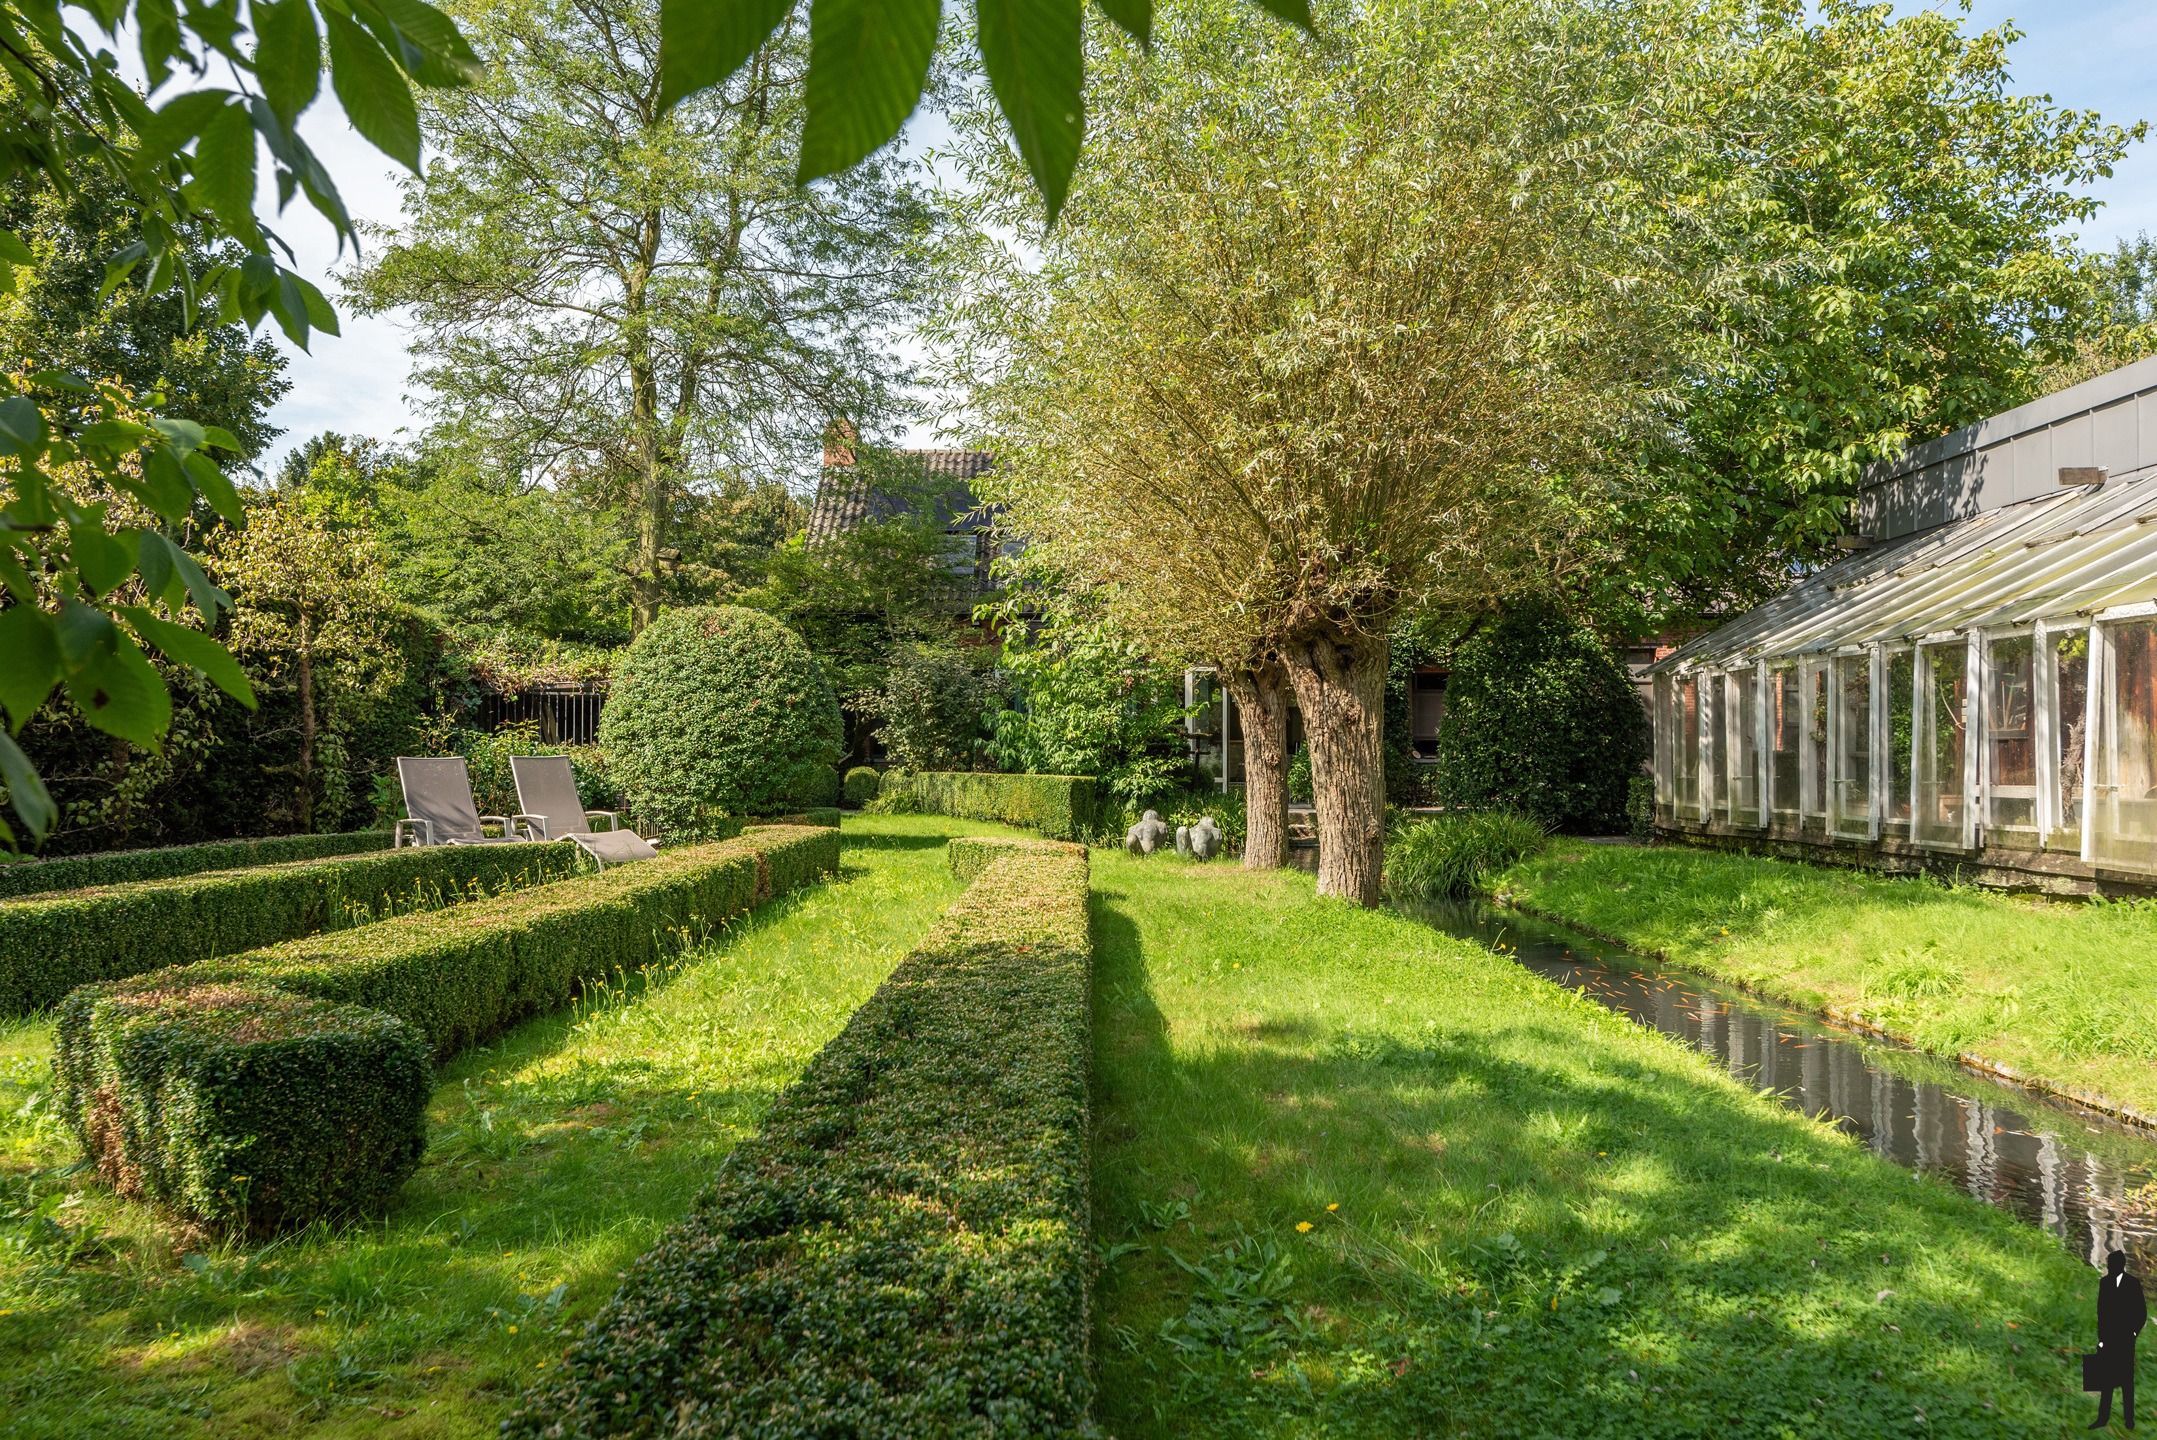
[{"xmin": 1650, "ymin": 357, "xmax": 2157, "ymax": 884}]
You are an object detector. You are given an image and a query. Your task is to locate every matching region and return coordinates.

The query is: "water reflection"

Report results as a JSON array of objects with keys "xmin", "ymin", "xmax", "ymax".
[{"xmin": 1413, "ymin": 901, "xmax": 2157, "ymax": 1275}]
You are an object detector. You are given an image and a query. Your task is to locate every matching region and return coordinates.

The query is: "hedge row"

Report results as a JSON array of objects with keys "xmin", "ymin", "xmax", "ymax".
[
  {"xmin": 53, "ymin": 826, "xmax": 840, "ymax": 1235},
  {"xmin": 887, "ymin": 769, "xmax": 1098, "ymax": 842},
  {"xmin": 1, "ymin": 842, "xmax": 588, "ymax": 1016},
  {"xmin": 507, "ymin": 837, "xmax": 1094, "ymax": 1440},
  {"xmin": 0, "ymin": 830, "xmax": 389, "ymax": 901}
]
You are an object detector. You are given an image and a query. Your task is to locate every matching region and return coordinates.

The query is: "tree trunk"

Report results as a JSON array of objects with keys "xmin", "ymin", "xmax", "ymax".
[
  {"xmin": 1220, "ymin": 661, "xmax": 1289, "ymax": 869},
  {"xmin": 1284, "ymin": 627, "xmax": 1388, "ymax": 905},
  {"xmin": 296, "ymin": 621, "xmax": 316, "ymax": 833}
]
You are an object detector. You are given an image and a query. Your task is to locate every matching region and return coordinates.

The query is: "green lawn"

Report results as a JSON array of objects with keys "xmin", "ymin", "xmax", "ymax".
[
  {"xmin": 1091, "ymin": 847, "xmax": 2105, "ymax": 1438},
  {"xmin": 0, "ymin": 814, "xmax": 1012, "ymax": 1439},
  {"xmin": 1496, "ymin": 842, "xmax": 2157, "ymax": 1120}
]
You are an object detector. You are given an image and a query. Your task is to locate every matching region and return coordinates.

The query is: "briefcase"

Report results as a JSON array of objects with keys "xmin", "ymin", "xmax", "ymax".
[{"xmin": 2084, "ymin": 1351, "xmax": 2117, "ymax": 1392}]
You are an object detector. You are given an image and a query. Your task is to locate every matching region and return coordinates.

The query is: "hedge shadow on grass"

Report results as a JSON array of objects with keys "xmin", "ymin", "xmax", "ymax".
[{"xmin": 1087, "ymin": 887, "xmax": 2092, "ymax": 1440}]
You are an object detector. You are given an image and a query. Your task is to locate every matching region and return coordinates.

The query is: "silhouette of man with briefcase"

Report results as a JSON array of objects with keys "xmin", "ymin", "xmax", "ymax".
[{"xmin": 2090, "ymin": 1250, "xmax": 2147, "ymax": 1430}]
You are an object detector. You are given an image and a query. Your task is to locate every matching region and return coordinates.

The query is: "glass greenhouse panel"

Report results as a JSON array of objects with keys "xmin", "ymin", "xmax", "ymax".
[
  {"xmin": 1726, "ymin": 668, "xmax": 1764, "ymax": 826},
  {"xmin": 1986, "ymin": 634, "xmax": 2037, "ymax": 839},
  {"xmin": 1830, "ymin": 654, "xmax": 1872, "ymax": 839},
  {"xmin": 1770, "ymin": 666, "xmax": 1801, "ymax": 823},
  {"xmin": 1805, "ymin": 664, "xmax": 1829, "ymax": 821},
  {"xmin": 1884, "ymin": 648, "xmax": 1914, "ymax": 834},
  {"xmin": 1675, "ymin": 675, "xmax": 1702, "ymax": 819},
  {"xmin": 1914, "ymin": 641, "xmax": 1971, "ymax": 849},
  {"xmin": 2047, "ymin": 630, "xmax": 2089, "ymax": 850},
  {"xmin": 2091, "ymin": 619, "xmax": 2157, "ymax": 873}
]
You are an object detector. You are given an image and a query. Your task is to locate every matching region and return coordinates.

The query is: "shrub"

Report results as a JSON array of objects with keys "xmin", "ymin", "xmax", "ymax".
[
  {"xmin": 882, "ymin": 770, "xmax": 1097, "ymax": 841},
  {"xmin": 65, "ymin": 983, "xmax": 431, "ymax": 1236},
  {"xmin": 1627, "ymin": 773, "xmax": 1655, "ymax": 839},
  {"xmin": 0, "ymin": 843, "xmax": 585, "ymax": 1016},
  {"xmin": 1433, "ymin": 599, "xmax": 1649, "ymax": 832},
  {"xmin": 1288, "ymin": 744, "xmax": 1313, "ymax": 803},
  {"xmin": 55, "ymin": 827, "xmax": 840, "ymax": 1234},
  {"xmin": 505, "ymin": 839, "xmax": 1093, "ymax": 1440},
  {"xmin": 599, "ymin": 606, "xmax": 844, "ymax": 833},
  {"xmin": 776, "ymin": 760, "xmax": 840, "ymax": 809},
  {"xmin": 868, "ymin": 643, "xmax": 989, "ymax": 770},
  {"xmin": 1382, "ymin": 810, "xmax": 1548, "ymax": 902},
  {"xmin": 1100, "ymin": 785, "xmax": 1247, "ymax": 852},
  {"xmin": 0, "ymin": 830, "xmax": 388, "ymax": 900},
  {"xmin": 841, "ymin": 765, "xmax": 881, "ymax": 808}
]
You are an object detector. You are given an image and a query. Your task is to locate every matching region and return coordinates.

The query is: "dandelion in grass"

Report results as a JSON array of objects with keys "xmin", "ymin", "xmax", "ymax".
[
  {"xmin": 1326, "ymin": 1202, "xmax": 1339, "ymax": 1212},
  {"xmin": 1296, "ymin": 1221, "xmax": 1314, "ymax": 1233}
]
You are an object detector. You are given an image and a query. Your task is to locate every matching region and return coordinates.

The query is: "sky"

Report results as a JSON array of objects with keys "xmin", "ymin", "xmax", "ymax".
[{"xmin": 251, "ymin": 0, "xmax": 2157, "ymax": 481}]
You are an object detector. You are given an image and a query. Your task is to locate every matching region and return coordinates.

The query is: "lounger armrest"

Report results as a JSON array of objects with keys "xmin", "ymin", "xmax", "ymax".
[
  {"xmin": 513, "ymin": 813, "xmax": 552, "ymax": 840},
  {"xmin": 584, "ymin": 810, "xmax": 623, "ymax": 832},
  {"xmin": 394, "ymin": 818, "xmax": 434, "ymax": 847},
  {"xmin": 477, "ymin": 814, "xmax": 519, "ymax": 839}
]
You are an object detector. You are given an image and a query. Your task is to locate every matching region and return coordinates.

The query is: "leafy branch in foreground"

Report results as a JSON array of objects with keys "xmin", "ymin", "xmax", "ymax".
[
  {"xmin": 0, "ymin": 0, "xmax": 481, "ymax": 842},
  {"xmin": 657, "ymin": 0, "xmax": 1312, "ymax": 222}
]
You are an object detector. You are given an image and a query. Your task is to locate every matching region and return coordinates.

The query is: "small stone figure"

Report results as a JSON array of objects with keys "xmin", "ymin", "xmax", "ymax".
[
  {"xmin": 1188, "ymin": 816, "xmax": 1224, "ymax": 860},
  {"xmin": 1174, "ymin": 824, "xmax": 1193, "ymax": 857},
  {"xmin": 1125, "ymin": 809, "xmax": 1172, "ymax": 855}
]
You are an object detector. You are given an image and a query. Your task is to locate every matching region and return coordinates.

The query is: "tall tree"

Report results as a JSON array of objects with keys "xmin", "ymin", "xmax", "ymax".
[
  {"xmin": 354, "ymin": 0, "xmax": 938, "ymax": 631},
  {"xmin": 964, "ymin": 0, "xmax": 1645, "ymax": 902}
]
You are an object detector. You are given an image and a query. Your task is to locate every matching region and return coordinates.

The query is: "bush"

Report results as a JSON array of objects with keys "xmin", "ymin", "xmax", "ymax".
[
  {"xmin": 841, "ymin": 765, "xmax": 881, "ymax": 808},
  {"xmin": 1382, "ymin": 810, "xmax": 1548, "ymax": 902},
  {"xmin": 0, "ymin": 830, "xmax": 388, "ymax": 900},
  {"xmin": 55, "ymin": 827, "xmax": 840, "ymax": 1233},
  {"xmin": 598, "ymin": 606, "xmax": 844, "ymax": 833},
  {"xmin": 777, "ymin": 760, "xmax": 840, "ymax": 809},
  {"xmin": 506, "ymin": 838, "xmax": 1093, "ymax": 1440},
  {"xmin": 882, "ymin": 770, "xmax": 1097, "ymax": 841},
  {"xmin": 65, "ymin": 983, "xmax": 431, "ymax": 1236},
  {"xmin": 1100, "ymin": 785, "xmax": 1247, "ymax": 853},
  {"xmin": 1288, "ymin": 744, "xmax": 1313, "ymax": 804},
  {"xmin": 868, "ymin": 643, "xmax": 989, "ymax": 770},
  {"xmin": 1433, "ymin": 599, "xmax": 1650, "ymax": 832},
  {"xmin": 1627, "ymin": 773, "xmax": 1655, "ymax": 839},
  {"xmin": 0, "ymin": 843, "xmax": 585, "ymax": 1016}
]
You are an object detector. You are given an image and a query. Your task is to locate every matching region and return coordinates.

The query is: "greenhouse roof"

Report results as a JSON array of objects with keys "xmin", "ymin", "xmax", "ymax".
[{"xmin": 1652, "ymin": 464, "xmax": 2157, "ymax": 674}]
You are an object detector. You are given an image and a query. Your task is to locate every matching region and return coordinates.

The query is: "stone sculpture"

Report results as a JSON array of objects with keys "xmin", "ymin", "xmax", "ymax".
[
  {"xmin": 1125, "ymin": 809, "xmax": 1172, "ymax": 855},
  {"xmin": 1187, "ymin": 816, "xmax": 1224, "ymax": 860}
]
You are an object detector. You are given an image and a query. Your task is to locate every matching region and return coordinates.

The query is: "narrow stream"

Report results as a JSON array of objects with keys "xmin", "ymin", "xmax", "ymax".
[{"xmin": 1411, "ymin": 900, "xmax": 2157, "ymax": 1275}]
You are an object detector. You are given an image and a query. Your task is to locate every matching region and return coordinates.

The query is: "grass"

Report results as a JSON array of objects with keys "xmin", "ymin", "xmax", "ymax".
[
  {"xmin": 1381, "ymin": 809, "xmax": 1548, "ymax": 902},
  {"xmin": 1495, "ymin": 842, "xmax": 2157, "ymax": 1120},
  {"xmin": 0, "ymin": 813, "xmax": 1014, "ymax": 1439},
  {"xmin": 1091, "ymin": 847, "xmax": 2105, "ymax": 1438}
]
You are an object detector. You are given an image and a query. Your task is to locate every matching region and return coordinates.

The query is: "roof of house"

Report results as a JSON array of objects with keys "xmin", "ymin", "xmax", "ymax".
[
  {"xmin": 804, "ymin": 448, "xmax": 996, "ymax": 545},
  {"xmin": 1652, "ymin": 462, "xmax": 2157, "ymax": 675}
]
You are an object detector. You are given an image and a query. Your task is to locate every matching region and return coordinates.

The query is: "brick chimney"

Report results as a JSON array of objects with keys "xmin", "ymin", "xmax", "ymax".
[{"xmin": 822, "ymin": 418, "xmax": 857, "ymax": 469}]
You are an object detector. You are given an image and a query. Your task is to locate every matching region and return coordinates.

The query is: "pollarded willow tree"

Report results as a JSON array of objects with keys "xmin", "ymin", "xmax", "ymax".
[
  {"xmin": 351, "ymin": 0, "xmax": 941, "ymax": 631},
  {"xmin": 960, "ymin": 0, "xmax": 1666, "ymax": 902}
]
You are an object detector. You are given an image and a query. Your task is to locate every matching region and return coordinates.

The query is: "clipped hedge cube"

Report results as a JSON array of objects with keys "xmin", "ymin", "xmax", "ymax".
[
  {"xmin": 64, "ymin": 982, "xmax": 431, "ymax": 1235},
  {"xmin": 881, "ymin": 771, "xmax": 1098, "ymax": 841}
]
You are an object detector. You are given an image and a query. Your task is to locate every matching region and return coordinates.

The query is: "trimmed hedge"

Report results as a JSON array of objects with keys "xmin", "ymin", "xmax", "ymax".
[
  {"xmin": 54, "ymin": 826, "xmax": 840, "ymax": 1235},
  {"xmin": 0, "ymin": 830, "xmax": 389, "ymax": 901},
  {"xmin": 841, "ymin": 765, "xmax": 881, "ymax": 808},
  {"xmin": 750, "ymin": 806, "xmax": 841, "ymax": 829},
  {"xmin": 884, "ymin": 769, "xmax": 1098, "ymax": 842},
  {"xmin": 1, "ymin": 842, "xmax": 587, "ymax": 1016},
  {"xmin": 506, "ymin": 837, "xmax": 1094, "ymax": 1439}
]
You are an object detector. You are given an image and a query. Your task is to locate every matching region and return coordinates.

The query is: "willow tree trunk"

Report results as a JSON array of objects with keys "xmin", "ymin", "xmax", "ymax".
[
  {"xmin": 1220, "ymin": 661, "xmax": 1290, "ymax": 869},
  {"xmin": 1284, "ymin": 628, "xmax": 1388, "ymax": 904}
]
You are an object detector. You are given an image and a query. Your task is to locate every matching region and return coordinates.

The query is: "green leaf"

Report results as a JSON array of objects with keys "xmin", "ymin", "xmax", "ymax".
[
  {"xmin": 254, "ymin": 0, "xmax": 323, "ymax": 126},
  {"xmin": 977, "ymin": 0, "xmax": 1084, "ymax": 225},
  {"xmin": 325, "ymin": 8, "xmax": 423, "ymax": 172},
  {"xmin": 1249, "ymin": 0, "xmax": 1312, "ymax": 27},
  {"xmin": 1091, "ymin": 0, "xmax": 1149, "ymax": 45},
  {"xmin": 151, "ymin": 416, "xmax": 208, "ymax": 455},
  {"xmin": 0, "ymin": 732, "xmax": 58, "ymax": 843},
  {"xmin": 69, "ymin": 518, "xmax": 139, "ymax": 599},
  {"xmin": 140, "ymin": 532, "xmax": 229, "ymax": 616},
  {"xmin": 64, "ymin": 631, "xmax": 172, "ymax": 750},
  {"xmin": 134, "ymin": 447, "xmax": 198, "ymax": 519},
  {"xmin": 191, "ymin": 101, "xmax": 263, "ymax": 248},
  {"xmin": 185, "ymin": 450, "xmax": 246, "ymax": 526},
  {"xmin": 798, "ymin": 0, "xmax": 940, "ymax": 183},
  {"xmin": 659, "ymin": 0, "xmax": 791, "ymax": 112},
  {"xmin": 360, "ymin": 0, "xmax": 484, "ymax": 87},
  {"xmin": 121, "ymin": 607, "xmax": 257, "ymax": 707},
  {"xmin": 52, "ymin": 600, "xmax": 119, "ymax": 668},
  {"xmin": 0, "ymin": 605, "xmax": 61, "ymax": 730},
  {"xmin": 0, "ymin": 395, "xmax": 45, "ymax": 456}
]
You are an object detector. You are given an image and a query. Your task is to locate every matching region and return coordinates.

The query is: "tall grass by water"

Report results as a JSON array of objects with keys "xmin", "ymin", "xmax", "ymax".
[{"xmin": 1382, "ymin": 809, "xmax": 1547, "ymax": 901}]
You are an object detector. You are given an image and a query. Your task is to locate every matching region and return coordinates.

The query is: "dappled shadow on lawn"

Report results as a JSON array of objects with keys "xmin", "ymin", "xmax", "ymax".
[{"xmin": 1089, "ymin": 881, "xmax": 2094, "ymax": 1440}]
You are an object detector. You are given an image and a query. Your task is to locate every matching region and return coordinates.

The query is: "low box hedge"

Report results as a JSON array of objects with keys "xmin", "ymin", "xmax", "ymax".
[
  {"xmin": 1, "ymin": 841, "xmax": 588, "ymax": 1016},
  {"xmin": 0, "ymin": 830, "xmax": 390, "ymax": 900},
  {"xmin": 887, "ymin": 770, "xmax": 1098, "ymax": 842},
  {"xmin": 53, "ymin": 826, "xmax": 840, "ymax": 1235},
  {"xmin": 506, "ymin": 836, "xmax": 1093, "ymax": 1440}
]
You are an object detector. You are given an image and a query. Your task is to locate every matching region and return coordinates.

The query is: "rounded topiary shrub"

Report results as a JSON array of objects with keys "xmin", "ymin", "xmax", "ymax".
[
  {"xmin": 1433, "ymin": 599, "xmax": 1649, "ymax": 833},
  {"xmin": 598, "ymin": 607, "xmax": 843, "ymax": 834},
  {"xmin": 842, "ymin": 766, "xmax": 881, "ymax": 808}
]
